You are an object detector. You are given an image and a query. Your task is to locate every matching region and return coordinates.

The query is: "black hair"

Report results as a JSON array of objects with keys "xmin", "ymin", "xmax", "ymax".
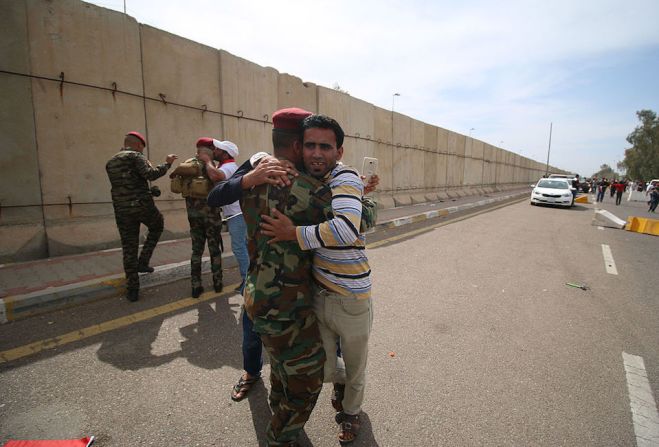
[
  {"xmin": 301, "ymin": 115, "xmax": 344, "ymax": 148},
  {"xmin": 272, "ymin": 129, "xmax": 301, "ymax": 151}
]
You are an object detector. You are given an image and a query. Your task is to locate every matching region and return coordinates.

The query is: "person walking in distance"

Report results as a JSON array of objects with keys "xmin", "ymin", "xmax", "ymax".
[{"xmin": 106, "ymin": 131, "xmax": 177, "ymax": 302}]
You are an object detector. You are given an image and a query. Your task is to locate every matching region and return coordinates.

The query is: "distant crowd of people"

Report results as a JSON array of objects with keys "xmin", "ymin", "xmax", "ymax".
[
  {"xmin": 105, "ymin": 108, "xmax": 381, "ymax": 446},
  {"xmin": 588, "ymin": 177, "xmax": 658, "ymax": 211}
]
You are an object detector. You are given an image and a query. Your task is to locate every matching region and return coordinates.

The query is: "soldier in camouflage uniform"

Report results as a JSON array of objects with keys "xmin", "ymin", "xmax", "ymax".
[
  {"xmin": 105, "ymin": 131, "xmax": 178, "ymax": 302},
  {"xmin": 169, "ymin": 138, "xmax": 225, "ymax": 298},
  {"xmin": 240, "ymin": 108, "xmax": 333, "ymax": 447}
]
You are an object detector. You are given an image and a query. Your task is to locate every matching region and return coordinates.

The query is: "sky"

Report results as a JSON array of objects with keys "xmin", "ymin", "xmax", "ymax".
[{"xmin": 88, "ymin": 0, "xmax": 659, "ymax": 177}]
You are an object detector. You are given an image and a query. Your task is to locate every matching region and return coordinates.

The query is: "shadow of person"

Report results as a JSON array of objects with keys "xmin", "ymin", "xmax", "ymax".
[
  {"xmin": 352, "ymin": 412, "xmax": 379, "ymax": 446},
  {"xmin": 179, "ymin": 296, "xmax": 244, "ymax": 370},
  {"xmin": 96, "ymin": 316, "xmax": 180, "ymax": 370},
  {"xmin": 246, "ymin": 379, "xmax": 271, "ymax": 447}
]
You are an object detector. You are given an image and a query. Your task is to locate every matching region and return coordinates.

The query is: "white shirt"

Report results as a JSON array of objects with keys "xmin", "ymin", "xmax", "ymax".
[{"xmin": 218, "ymin": 161, "xmax": 242, "ymax": 217}]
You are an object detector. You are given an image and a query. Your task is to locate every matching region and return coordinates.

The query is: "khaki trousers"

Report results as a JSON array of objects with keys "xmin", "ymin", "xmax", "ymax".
[{"xmin": 312, "ymin": 287, "xmax": 373, "ymax": 415}]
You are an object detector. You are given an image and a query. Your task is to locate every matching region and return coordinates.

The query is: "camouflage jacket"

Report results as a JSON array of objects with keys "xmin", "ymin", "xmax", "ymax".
[
  {"xmin": 242, "ymin": 173, "xmax": 333, "ymax": 334},
  {"xmin": 106, "ymin": 148, "xmax": 170, "ymax": 211}
]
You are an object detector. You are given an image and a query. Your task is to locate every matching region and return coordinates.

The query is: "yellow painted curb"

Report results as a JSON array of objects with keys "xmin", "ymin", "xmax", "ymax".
[
  {"xmin": 575, "ymin": 195, "xmax": 589, "ymax": 204},
  {"xmin": 625, "ymin": 216, "xmax": 659, "ymax": 236}
]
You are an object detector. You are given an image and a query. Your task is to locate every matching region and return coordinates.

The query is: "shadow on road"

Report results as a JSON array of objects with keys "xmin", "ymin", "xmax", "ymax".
[{"xmin": 96, "ymin": 296, "xmax": 243, "ymax": 371}]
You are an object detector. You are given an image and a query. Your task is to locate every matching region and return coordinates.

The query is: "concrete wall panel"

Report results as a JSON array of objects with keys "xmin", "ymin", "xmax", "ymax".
[
  {"xmin": 373, "ymin": 108, "xmax": 393, "ymax": 192},
  {"xmin": 437, "ymin": 127, "xmax": 449, "ymax": 154},
  {"xmin": 424, "ymin": 124, "xmax": 438, "ymax": 152},
  {"xmin": 220, "ymin": 51, "xmax": 278, "ymax": 123},
  {"xmin": 392, "ymin": 113, "xmax": 411, "ymax": 149},
  {"xmin": 141, "ymin": 25, "xmax": 221, "ymax": 111},
  {"xmin": 222, "ymin": 116, "xmax": 272, "ymax": 164},
  {"xmin": 411, "ymin": 119, "xmax": 425, "ymax": 149},
  {"xmin": 32, "ymin": 81, "xmax": 146, "ymax": 205},
  {"xmin": 0, "ymin": 223, "xmax": 47, "ymax": 262},
  {"xmin": 318, "ymin": 87, "xmax": 350, "ymax": 133},
  {"xmin": 277, "ymin": 73, "xmax": 317, "ymax": 112},
  {"xmin": 463, "ymin": 159, "xmax": 482, "ymax": 185},
  {"xmin": 447, "ymin": 130, "xmax": 464, "ymax": 154},
  {"xmin": 144, "ymin": 101, "xmax": 224, "ymax": 201},
  {"xmin": 1, "ymin": 0, "xmax": 48, "ymax": 259},
  {"xmin": 424, "ymin": 152, "xmax": 438, "ymax": 188},
  {"xmin": 26, "ymin": 0, "xmax": 143, "ymax": 94},
  {"xmin": 472, "ymin": 140, "xmax": 484, "ymax": 160}
]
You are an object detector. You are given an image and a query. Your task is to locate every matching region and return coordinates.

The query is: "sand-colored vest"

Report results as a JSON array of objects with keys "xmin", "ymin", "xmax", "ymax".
[{"xmin": 170, "ymin": 157, "xmax": 213, "ymax": 199}]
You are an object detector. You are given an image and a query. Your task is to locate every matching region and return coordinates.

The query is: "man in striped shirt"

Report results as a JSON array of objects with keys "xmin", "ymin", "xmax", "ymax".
[{"xmin": 261, "ymin": 114, "xmax": 373, "ymax": 445}]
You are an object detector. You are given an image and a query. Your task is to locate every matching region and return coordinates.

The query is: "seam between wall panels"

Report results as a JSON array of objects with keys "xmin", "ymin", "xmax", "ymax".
[
  {"xmin": 218, "ymin": 51, "xmax": 225, "ymax": 137},
  {"xmin": 25, "ymin": 0, "xmax": 50, "ymax": 257},
  {"xmin": 139, "ymin": 24, "xmax": 149, "ymax": 160}
]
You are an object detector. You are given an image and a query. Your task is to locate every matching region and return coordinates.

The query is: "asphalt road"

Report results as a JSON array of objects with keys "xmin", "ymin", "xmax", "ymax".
[{"xmin": 1, "ymin": 196, "xmax": 657, "ymax": 446}]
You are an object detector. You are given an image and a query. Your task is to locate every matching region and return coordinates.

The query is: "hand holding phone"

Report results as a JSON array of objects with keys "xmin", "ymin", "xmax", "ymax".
[{"xmin": 362, "ymin": 157, "xmax": 378, "ymax": 186}]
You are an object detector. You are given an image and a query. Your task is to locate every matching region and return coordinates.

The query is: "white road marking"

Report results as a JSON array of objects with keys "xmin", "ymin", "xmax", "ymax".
[
  {"xmin": 598, "ymin": 226, "xmax": 604, "ymax": 230},
  {"xmin": 601, "ymin": 244, "xmax": 618, "ymax": 275},
  {"xmin": 622, "ymin": 352, "xmax": 659, "ymax": 447}
]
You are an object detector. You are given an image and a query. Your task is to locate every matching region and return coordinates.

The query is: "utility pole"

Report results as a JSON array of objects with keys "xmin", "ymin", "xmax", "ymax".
[{"xmin": 544, "ymin": 122, "xmax": 553, "ymax": 176}]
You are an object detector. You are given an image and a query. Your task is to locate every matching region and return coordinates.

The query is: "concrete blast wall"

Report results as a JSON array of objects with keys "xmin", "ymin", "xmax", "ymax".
[{"xmin": 0, "ymin": 0, "xmax": 563, "ymax": 262}]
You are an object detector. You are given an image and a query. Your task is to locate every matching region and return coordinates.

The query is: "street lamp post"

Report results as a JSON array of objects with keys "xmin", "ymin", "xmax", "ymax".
[
  {"xmin": 392, "ymin": 93, "xmax": 400, "ymax": 113},
  {"xmin": 544, "ymin": 122, "xmax": 553, "ymax": 176}
]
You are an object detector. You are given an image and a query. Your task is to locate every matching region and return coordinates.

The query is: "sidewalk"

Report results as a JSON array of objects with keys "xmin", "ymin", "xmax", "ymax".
[{"xmin": 0, "ymin": 187, "xmax": 530, "ymax": 323}]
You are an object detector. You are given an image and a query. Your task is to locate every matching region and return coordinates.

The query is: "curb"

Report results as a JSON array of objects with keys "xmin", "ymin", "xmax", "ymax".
[
  {"xmin": 0, "ymin": 255, "xmax": 238, "ymax": 324},
  {"xmin": 0, "ymin": 190, "xmax": 528, "ymax": 323}
]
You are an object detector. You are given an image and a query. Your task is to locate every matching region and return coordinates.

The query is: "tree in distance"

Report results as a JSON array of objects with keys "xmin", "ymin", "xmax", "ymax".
[{"xmin": 620, "ymin": 110, "xmax": 659, "ymax": 180}]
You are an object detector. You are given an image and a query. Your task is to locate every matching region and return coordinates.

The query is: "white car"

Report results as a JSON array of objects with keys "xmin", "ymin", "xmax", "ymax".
[{"xmin": 530, "ymin": 178, "xmax": 574, "ymax": 207}]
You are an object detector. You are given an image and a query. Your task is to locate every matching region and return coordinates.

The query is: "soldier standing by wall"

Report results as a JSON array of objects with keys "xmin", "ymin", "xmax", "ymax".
[
  {"xmin": 106, "ymin": 131, "xmax": 178, "ymax": 302},
  {"xmin": 169, "ymin": 138, "xmax": 224, "ymax": 298}
]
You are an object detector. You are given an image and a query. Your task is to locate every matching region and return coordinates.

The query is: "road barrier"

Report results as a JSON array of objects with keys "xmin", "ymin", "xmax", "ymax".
[{"xmin": 625, "ymin": 216, "xmax": 659, "ymax": 236}]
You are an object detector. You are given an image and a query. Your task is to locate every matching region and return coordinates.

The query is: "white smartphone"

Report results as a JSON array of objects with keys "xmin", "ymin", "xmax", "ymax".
[{"xmin": 362, "ymin": 157, "xmax": 378, "ymax": 185}]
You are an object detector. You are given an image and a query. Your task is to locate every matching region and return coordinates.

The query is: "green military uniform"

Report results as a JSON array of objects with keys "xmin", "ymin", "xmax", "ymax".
[
  {"xmin": 106, "ymin": 148, "xmax": 171, "ymax": 292},
  {"xmin": 242, "ymin": 171, "xmax": 333, "ymax": 447},
  {"xmin": 182, "ymin": 157, "xmax": 223, "ymax": 291}
]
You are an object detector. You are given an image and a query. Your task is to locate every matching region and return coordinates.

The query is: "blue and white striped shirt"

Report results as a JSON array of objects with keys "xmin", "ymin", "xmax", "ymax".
[{"xmin": 296, "ymin": 163, "xmax": 371, "ymax": 298}]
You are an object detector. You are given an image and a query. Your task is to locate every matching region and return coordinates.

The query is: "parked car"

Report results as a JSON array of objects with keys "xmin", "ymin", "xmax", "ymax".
[
  {"xmin": 548, "ymin": 174, "xmax": 575, "ymax": 181},
  {"xmin": 530, "ymin": 178, "xmax": 574, "ymax": 207}
]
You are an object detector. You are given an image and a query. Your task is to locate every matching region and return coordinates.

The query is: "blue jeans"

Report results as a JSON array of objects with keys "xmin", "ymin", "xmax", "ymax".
[
  {"xmin": 242, "ymin": 309, "xmax": 263, "ymax": 376},
  {"xmin": 227, "ymin": 214, "xmax": 249, "ymax": 283}
]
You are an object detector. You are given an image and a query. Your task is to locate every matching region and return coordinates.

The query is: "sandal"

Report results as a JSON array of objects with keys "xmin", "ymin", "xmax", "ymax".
[
  {"xmin": 331, "ymin": 383, "xmax": 345, "ymax": 412},
  {"xmin": 231, "ymin": 374, "xmax": 260, "ymax": 401},
  {"xmin": 338, "ymin": 413, "xmax": 361, "ymax": 445}
]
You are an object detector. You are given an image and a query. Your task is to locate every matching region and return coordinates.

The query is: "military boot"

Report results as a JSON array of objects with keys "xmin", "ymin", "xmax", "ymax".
[
  {"xmin": 137, "ymin": 264, "xmax": 154, "ymax": 273},
  {"xmin": 126, "ymin": 289, "xmax": 139, "ymax": 302},
  {"xmin": 192, "ymin": 286, "xmax": 204, "ymax": 299}
]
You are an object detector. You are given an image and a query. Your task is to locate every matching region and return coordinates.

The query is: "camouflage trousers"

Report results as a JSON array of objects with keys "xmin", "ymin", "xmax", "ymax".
[
  {"xmin": 187, "ymin": 209, "xmax": 223, "ymax": 289},
  {"xmin": 114, "ymin": 204, "xmax": 164, "ymax": 291},
  {"xmin": 259, "ymin": 312, "xmax": 326, "ymax": 446}
]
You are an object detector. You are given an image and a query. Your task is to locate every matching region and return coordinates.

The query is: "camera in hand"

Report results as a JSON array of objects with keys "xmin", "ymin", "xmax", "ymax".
[{"xmin": 150, "ymin": 186, "xmax": 162, "ymax": 197}]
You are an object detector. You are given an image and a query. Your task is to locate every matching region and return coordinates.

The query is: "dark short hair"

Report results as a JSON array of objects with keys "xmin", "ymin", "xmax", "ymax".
[
  {"xmin": 272, "ymin": 128, "xmax": 301, "ymax": 150},
  {"xmin": 301, "ymin": 114, "xmax": 344, "ymax": 148}
]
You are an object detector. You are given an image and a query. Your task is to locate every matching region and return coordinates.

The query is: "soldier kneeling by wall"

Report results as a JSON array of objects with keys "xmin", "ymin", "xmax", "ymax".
[{"xmin": 170, "ymin": 138, "xmax": 224, "ymax": 298}]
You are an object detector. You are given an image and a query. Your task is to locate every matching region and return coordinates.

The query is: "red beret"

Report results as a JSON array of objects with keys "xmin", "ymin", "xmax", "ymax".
[
  {"xmin": 196, "ymin": 137, "xmax": 214, "ymax": 148},
  {"xmin": 272, "ymin": 107, "xmax": 312, "ymax": 131},
  {"xmin": 126, "ymin": 131, "xmax": 146, "ymax": 145}
]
